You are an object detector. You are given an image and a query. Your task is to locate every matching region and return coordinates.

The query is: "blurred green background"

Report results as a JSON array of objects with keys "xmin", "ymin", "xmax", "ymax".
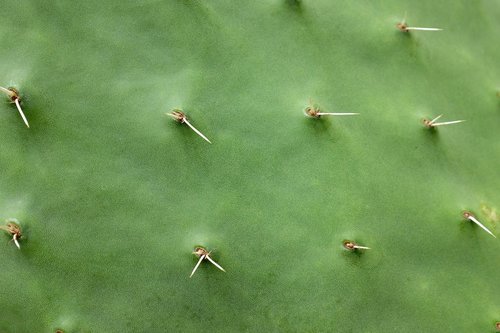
[{"xmin": 1, "ymin": 1, "xmax": 499, "ymax": 332}]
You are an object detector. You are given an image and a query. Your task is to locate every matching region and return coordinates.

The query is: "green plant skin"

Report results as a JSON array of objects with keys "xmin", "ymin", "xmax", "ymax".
[{"xmin": 1, "ymin": 1, "xmax": 499, "ymax": 332}]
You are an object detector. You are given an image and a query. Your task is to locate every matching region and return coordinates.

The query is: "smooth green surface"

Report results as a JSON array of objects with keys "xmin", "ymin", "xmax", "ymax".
[{"xmin": 1, "ymin": 1, "xmax": 499, "ymax": 332}]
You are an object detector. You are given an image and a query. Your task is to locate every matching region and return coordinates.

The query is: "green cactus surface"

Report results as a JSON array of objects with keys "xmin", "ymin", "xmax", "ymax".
[{"xmin": 1, "ymin": 1, "xmax": 499, "ymax": 332}]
